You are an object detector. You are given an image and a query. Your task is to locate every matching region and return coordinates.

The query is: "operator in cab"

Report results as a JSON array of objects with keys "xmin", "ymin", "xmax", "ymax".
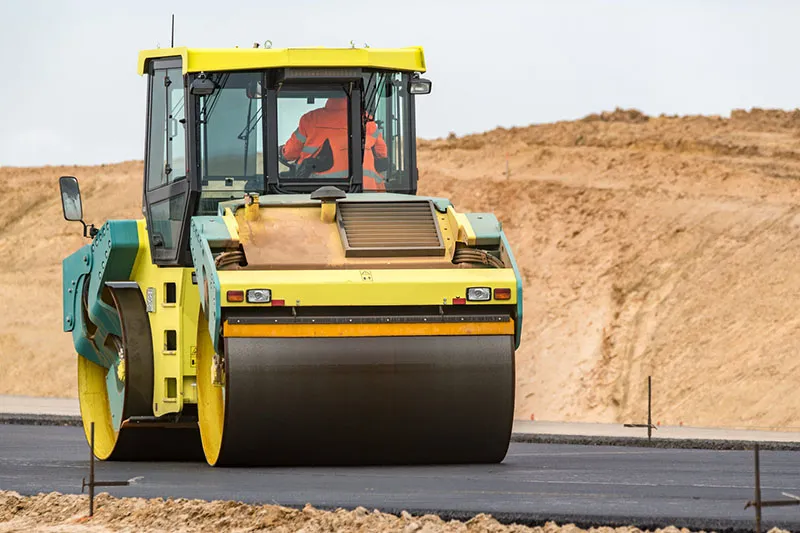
[{"xmin": 281, "ymin": 97, "xmax": 388, "ymax": 191}]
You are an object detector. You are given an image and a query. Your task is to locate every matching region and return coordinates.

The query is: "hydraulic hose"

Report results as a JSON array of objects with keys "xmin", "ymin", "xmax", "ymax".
[
  {"xmin": 452, "ymin": 248, "xmax": 505, "ymax": 269},
  {"xmin": 214, "ymin": 251, "xmax": 246, "ymax": 270}
]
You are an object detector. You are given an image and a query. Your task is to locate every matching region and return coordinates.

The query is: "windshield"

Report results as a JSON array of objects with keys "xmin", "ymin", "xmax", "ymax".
[
  {"xmin": 197, "ymin": 72, "xmax": 264, "ymax": 215},
  {"xmin": 277, "ymin": 87, "xmax": 351, "ymax": 182},
  {"xmin": 195, "ymin": 69, "xmax": 414, "ymax": 214}
]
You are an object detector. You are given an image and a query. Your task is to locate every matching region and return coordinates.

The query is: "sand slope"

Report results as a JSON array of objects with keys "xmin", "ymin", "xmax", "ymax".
[
  {"xmin": 0, "ymin": 162, "xmax": 142, "ymax": 398},
  {"xmin": 2, "ymin": 108, "xmax": 799, "ymax": 429}
]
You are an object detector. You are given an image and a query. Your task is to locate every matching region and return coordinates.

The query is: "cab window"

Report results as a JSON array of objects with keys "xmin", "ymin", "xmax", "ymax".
[{"xmin": 147, "ymin": 68, "xmax": 186, "ymax": 190}]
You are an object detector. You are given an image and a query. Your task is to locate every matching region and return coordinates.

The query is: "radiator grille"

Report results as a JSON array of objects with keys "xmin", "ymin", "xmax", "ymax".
[{"xmin": 337, "ymin": 201, "xmax": 445, "ymax": 257}]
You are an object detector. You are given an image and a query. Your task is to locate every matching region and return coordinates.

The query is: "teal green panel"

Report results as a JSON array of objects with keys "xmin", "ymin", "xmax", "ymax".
[
  {"xmin": 190, "ymin": 218, "xmax": 223, "ymax": 353},
  {"xmin": 63, "ymin": 220, "xmax": 140, "ymax": 369},
  {"xmin": 69, "ymin": 276, "xmax": 105, "ymax": 364},
  {"xmin": 192, "ymin": 216, "xmax": 235, "ymax": 248},
  {"xmin": 429, "ymin": 198, "xmax": 453, "ymax": 213},
  {"xmin": 500, "ymin": 232, "xmax": 523, "ymax": 349},
  {"xmin": 63, "ymin": 244, "xmax": 92, "ymax": 332},
  {"xmin": 465, "ymin": 213, "xmax": 502, "ymax": 246}
]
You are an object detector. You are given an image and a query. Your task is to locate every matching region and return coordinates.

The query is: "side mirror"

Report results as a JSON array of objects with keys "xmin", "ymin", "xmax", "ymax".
[
  {"xmin": 408, "ymin": 78, "xmax": 432, "ymax": 95},
  {"xmin": 59, "ymin": 176, "xmax": 96, "ymax": 238},
  {"xmin": 59, "ymin": 176, "xmax": 83, "ymax": 221}
]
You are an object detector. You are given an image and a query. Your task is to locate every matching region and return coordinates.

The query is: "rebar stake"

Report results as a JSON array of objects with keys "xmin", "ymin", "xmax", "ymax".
[
  {"xmin": 754, "ymin": 443, "xmax": 762, "ymax": 533},
  {"xmin": 647, "ymin": 376, "xmax": 652, "ymax": 442},
  {"xmin": 81, "ymin": 421, "xmax": 132, "ymax": 518},
  {"xmin": 622, "ymin": 375, "xmax": 656, "ymax": 440},
  {"xmin": 745, "ymin": 444, "xmax": 799, "ymax": 521},
  {"xmin": 89, "ymin": 422, "xmax": 95, "ymax": 516}
]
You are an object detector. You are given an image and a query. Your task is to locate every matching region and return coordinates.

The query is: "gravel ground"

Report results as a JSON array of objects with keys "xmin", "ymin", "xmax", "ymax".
[{"xmin": 4, "ymin": 491, "xmax": 781, "ymax": 533}]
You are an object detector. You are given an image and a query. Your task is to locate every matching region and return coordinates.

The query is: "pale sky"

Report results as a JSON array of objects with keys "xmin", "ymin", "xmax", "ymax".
[{"xmin": 1, "ymin": 0, "xmax": 799, "ymax": 167}]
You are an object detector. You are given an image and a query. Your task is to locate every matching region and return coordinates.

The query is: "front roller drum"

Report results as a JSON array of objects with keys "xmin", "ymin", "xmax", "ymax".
[
  {"xmin": 198, "ymin": 334, "xmax": 515, "ymax": 466},
  {"xmin": 78, "ymin": 285, "xmax": 202, "ymax": 461}
]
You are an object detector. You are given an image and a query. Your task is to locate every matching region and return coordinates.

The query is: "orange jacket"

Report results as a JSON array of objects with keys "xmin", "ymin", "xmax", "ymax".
[{"xmin": 282, "ymin": 98, "xmax": 388, "ymax": 191}]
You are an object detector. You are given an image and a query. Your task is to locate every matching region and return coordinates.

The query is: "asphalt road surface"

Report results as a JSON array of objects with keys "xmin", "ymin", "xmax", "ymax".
[{"xmin": 1, "ymin": 425, "xmax": 798, "ymax": 531}]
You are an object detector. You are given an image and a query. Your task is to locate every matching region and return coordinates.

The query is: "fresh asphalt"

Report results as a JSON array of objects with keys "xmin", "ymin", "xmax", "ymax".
[{"xmin": 0, "ymin": 425, "xmax": 798, "ymax": 531}]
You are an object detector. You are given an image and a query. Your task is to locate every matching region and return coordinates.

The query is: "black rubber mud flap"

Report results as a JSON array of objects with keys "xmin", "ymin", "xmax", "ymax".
[{"xmin": 215, "ymin": 335, "xmax": 515, "ymax": 466}]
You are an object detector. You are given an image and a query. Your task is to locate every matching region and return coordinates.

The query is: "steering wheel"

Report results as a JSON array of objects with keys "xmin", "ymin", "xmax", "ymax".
[{"xmin": 278, "ymin": 145, "xmax": 298, "ymax": 177}]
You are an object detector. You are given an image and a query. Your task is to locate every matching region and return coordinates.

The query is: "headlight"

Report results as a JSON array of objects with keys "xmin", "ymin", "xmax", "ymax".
[
  {"xmin": 246, "ymin": 289, "xmax": 271, "ymax": 303},
  {"xmin": 466, "ymin": 287, "xmax": 491, "ymax": 301}
]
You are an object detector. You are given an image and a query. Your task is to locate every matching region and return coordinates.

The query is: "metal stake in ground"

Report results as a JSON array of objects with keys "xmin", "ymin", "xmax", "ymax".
[
  {"xmin": 754, "ymin": 443, "xmax": 762, "ymax": 533},
  {"xmin": 81, "ymin": 422, "xmax": 132, "ymax": 517},
  {"xmin": 623, "ymin": 375, "xmax": 657, "ymax": 441},
  {"xmin": 647, "ymin": 376, "xmax": 652, "ymax": 441},
  {"xmin": 745, "ymin": 442, "xmax": 800, "ymax": 529}
]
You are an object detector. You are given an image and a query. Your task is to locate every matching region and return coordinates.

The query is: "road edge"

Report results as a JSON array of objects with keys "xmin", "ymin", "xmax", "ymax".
[
  {"xmin": 511, "ymin": 432, "xmax": 800, "ymax": 451},
  {"xmin": 0, "ymin": 414, "xmax": 82, "ymax": 427},
  {"xmin": 3, "ymin": 414, "xmax": 800, "ymax": 451}
]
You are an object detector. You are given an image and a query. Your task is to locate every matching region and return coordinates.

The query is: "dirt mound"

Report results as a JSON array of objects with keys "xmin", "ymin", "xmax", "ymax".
[
  {"xmin": 2, "ymin": 108, "xmax": 800, "ymax": 430},
  {"xmin": 582, "ymin": 108, "xmax": 649, "ymax": 124},
  {"xmin": 416, "ymin": 107, "xmax": 800, "ymax": 429},
  {"xmin": 0, "ymin": 491, "xmax": 754, "ymax": 532},
  {"xmin": 730, "ymin": 107, "xmax": 800, "ymax": 129}
]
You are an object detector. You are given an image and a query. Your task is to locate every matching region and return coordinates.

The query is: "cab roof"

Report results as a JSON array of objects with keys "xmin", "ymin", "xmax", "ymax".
[{"xmin": 137, "ymin": 46, "xmax": 426, "ymax": 75}]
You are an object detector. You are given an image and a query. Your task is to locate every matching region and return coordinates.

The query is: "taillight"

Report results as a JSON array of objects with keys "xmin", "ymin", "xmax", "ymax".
[
  {"xmin": 226, "ymin": 290, "xmax": 244, "ymax": 303},
  {"xmin": 452, "ymin": 297, "xmax": 467, "ymax": 305},
  {"xmin": 494, "ymin": 288, "xmax": 512, "ymax": 300}
]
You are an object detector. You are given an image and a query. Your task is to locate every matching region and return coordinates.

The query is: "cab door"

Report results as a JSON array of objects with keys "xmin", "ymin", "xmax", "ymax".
[{"xmin": 143, "ymin": 57, "xmax": 198, "ymax": 266}]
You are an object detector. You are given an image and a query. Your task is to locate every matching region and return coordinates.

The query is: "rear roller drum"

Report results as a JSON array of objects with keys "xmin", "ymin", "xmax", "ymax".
[{"xmin": 197, "ymin": 327, "xmax": 515, "ymax": 466}]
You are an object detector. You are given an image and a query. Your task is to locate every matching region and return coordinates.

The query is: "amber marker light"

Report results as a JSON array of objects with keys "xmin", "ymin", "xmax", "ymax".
[
  {"xmin": 494, "ymin": 288, "xmax": 512, "ymax": 300},
  {"xmin": 226, "ymin": 290, "xmax": 245, "ymax": 303}
]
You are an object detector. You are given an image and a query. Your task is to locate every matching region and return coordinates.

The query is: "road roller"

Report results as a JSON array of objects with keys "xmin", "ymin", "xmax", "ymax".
[{"xmin": 60, "ymin": 45, "xmax": 523, "ymax": 466}]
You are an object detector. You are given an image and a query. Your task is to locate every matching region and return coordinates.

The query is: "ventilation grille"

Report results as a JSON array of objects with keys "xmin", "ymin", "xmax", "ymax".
[{"xmin": 338, "ymin": 201, "xmax": 445, "ymax": 257}]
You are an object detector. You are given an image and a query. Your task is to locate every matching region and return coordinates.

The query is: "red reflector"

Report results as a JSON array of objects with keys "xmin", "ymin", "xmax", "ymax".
[
  {"xmin": 226, "ymin": 290, "xmax": 244, "ymax": 303},
  {"xmin": 271, "ymin": 299, "xmax": 285, "ymax": 307},
  {"xmin": 453, "ymin": 297, "xmax": 467, "ymax": 305},
  {"xmin": 494, "ymin": 288, "xmax": 512, "ymax": 300}
]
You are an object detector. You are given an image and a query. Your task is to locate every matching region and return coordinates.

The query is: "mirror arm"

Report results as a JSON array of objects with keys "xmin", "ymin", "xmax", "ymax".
[{"xmin": 79, "ymin": 220, "xmax": 98, "ymax": 239}]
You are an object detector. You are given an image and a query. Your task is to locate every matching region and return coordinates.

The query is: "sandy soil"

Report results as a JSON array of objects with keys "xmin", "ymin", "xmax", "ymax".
[
  {"xmin": 0, "ymin": 162, "xmax": 142, "ymax": 398},
  {"xmin": 2, "ymin": 108, "xmax": 800, "ymax": 430},
  {"xmin": 1, "ymin": 491, "xmax": 765, "ymax": 533}
]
